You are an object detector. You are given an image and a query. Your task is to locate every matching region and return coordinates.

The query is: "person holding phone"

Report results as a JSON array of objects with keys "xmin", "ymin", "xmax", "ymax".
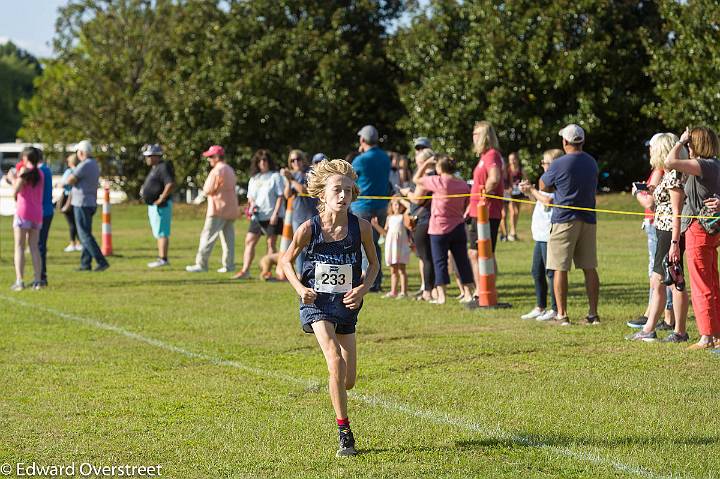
[{"xmin": 627, "ymin": 134, "xmax": 675, "ymax": 331}]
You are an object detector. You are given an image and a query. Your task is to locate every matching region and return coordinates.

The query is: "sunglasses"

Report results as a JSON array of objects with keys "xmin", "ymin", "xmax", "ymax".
[{"xmin": 290, "ymin": 158, "xmax": 302, "ymax": 163}]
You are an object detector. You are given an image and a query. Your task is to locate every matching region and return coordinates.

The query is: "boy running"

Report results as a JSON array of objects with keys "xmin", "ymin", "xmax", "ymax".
[{"xmin": 280, "ymin": 159, "xmax": 379, "ymax": 457}]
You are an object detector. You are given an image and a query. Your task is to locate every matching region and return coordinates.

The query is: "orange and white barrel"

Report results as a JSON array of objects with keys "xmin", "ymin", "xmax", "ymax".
[
  {"xmin": 101, "ymin": 182, "xmax": 113, "ymax": 256},
  {"xmin": 475, "ymin": 192, "xmax": 498, "ymax": 307},
  {"xmin": 280, "ymin": 196, "xmax": 294, "ymax": 252}
]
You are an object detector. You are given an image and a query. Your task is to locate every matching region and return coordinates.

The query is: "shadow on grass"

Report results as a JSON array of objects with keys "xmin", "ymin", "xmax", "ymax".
[{"xmin": 456, "ymin": 433, "xmax": 719, "ymax": 449}]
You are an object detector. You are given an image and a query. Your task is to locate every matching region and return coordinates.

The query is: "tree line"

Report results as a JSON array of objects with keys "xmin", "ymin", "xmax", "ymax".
[{"xmin": 11, "ymin": 0, "xmax": 720, "ymax": 194}]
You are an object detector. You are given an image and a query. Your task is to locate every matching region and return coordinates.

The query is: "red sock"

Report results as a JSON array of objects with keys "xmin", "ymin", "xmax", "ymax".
[{"xmin": 336, "ymin": 417, "xmax": 350, "ymax": 428}]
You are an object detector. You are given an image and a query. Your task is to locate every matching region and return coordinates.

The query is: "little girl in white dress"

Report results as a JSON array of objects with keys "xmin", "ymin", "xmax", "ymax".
[{"xmin": 372, "ymin": 198, "xmax": 410, "ymax": 298}]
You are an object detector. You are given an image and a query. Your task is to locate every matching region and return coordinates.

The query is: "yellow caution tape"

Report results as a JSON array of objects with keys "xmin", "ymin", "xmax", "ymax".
[{"xmin": 297, "ymin": 191, "xmax": 719, "ymax": 220}]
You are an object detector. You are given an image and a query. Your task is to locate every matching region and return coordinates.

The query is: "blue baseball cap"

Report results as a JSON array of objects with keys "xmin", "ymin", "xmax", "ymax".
[{"xmin": 312, "ymin": 153, "xmax": 327, "ymax": 164}]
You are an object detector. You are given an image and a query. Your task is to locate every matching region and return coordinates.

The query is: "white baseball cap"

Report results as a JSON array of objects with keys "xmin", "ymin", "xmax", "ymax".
[
  {"xmin": 558, "ymin": 124, "xmax": 585, "ymax": 144},
  {"xmin": 76, "ymin": 140, "xmax": 93, "ymax": 154}
]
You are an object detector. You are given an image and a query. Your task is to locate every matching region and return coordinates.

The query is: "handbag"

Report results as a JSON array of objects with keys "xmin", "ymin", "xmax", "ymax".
[{"xmin": 698, "ymin": 203, "xmax": 720, "ymax": 235}]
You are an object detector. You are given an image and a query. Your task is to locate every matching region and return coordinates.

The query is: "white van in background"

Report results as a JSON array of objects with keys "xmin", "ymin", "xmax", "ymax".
[{"xmin": 0, "ymin": 142, "xmax": 127, "ymax": 216}]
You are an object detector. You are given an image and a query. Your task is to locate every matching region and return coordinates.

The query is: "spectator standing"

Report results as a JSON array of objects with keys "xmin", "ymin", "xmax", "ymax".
[
  {"xmin": 626, "ymin": 133, "xmax": 689, "ymax": 342},
  {"xmin": 186, "ymin": 145, "xmax": 238, "ymax": 273},
  {"xmin": 234, "ymin": 149, "xmax": 285, "ymax": 279},
  {"xmin": 402, "ymin": 148, "xmax": 436, "ymax": 301},
  {"xmin": 665, "ymin": 127, "xmax": 720, "ymax": 350},
  {"xmin": 371, "ymin": 197, "xmax": 411, "ymax": 298},
  {"xmin": 66, "ymin": 140, "xmax": 110, "ymax": 272},
  {"xmin": 414, "ymin": 154, "xmax": 474, "ymax": 304},
  {"xmin": 627, "ymin": 134, "xmax": 675, "ymax": 330},
  {"xmin": 60, "ymin": 154, "xmax": 81, "ymax": 253},
  {"xmin": 540, "ymin": 124, "xmax": 599, "ymax": 325},
  {"xmin": 11, "ymin": 147, "xmax": 44, "ymax": 290},
  {"xmin": 37, "ymin": 150, "xmax": 54, "ymax": 286},
  {"xmin": 468, "ymin": 121, "xmax": 504, "ymax": 295},
  {"xmin": 518, "ymin": 149, "xmax": 562, "ymax": 321},
  {"xmin": 140, "ymin": 144, "xmax": 175, "ymax": 268},
  {"xmin": 352, "ymin": 125, "xmax": 391, "ymax": 292},
  {"xmin": 282, "ymin": 150, "xmax": 320, "ymax": 272},
  {"xmin": 505, "ymin": 152, "xmax": 526, "ymax": 241}
]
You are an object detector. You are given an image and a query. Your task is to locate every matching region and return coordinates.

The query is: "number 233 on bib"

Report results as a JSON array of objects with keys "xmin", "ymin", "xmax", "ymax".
[{"xmin": 314, "ymin": 263, "xmax": 352, "ymax": 294}]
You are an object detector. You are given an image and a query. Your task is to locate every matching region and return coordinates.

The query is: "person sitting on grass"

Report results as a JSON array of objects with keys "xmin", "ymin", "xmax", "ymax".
[
  {"xmin": 280, "ymin": 159, "xmax": 379, "ymax": 458},
  {"xmin": 371, "ymin": 196, "xmax": 411, "ymax": 299},
  {"xmin": 518, "ymin": 149, "xmax": 563, "ymax": 322}
]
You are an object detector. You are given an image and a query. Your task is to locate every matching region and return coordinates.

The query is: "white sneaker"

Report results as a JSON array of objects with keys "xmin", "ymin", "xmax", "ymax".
[
  {"xmin": 217, "ymin": 266, "xmax": 236, "ymax": 273},
  {"xmin": 521, "ymin": 308, "xmax": 544, "ymax": 320},
  {"xmin": 537, "ymin": 310, "xmax": 557, "ymax": 321},
  {"xmin": 185, "ymin": 264, "xmax": 207, "ymax": 273},
  {"xmin": 148, "ymin": 258, "xmax": 169, "ymax": 268},
  {"xmin": 64, "ymin": 244, "xmax": 76, "ymax": 253},
  {"xmin": 74, "ymin": 244, "xmax": 84, "ymax": 251}
]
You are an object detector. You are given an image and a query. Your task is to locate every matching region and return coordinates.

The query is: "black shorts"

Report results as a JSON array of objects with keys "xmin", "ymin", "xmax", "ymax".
[
  {"xmin": 248, "ymin": 218, "xmax": 284, "ymax": 236},
  {"xmin": 467, "ymin": 218, "xmax": 500, "ymax": 252},
  {"xmin": 653, "ymin": 229, "xmax": 685, "ymax": 276},
  {"xmin": 302, "ymin": 320, "xmax": 356, "ymax": 335}
]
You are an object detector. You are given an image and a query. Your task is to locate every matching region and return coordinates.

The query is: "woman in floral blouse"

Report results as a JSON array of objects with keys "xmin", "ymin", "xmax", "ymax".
[{"xmin": 627, "ymin": 133, "xmax": 689, "ymax": 342}]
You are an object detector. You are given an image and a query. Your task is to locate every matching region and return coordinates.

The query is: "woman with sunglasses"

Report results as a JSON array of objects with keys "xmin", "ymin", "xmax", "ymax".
[{"xmin": 282, "ymin": 150, "xmax": 319, "ymax": 272}]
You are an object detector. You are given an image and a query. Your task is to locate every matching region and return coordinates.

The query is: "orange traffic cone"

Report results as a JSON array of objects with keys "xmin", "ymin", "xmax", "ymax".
[{"xmin": 467, "ymin": 190, "xmax": 510, "ymax": 309}]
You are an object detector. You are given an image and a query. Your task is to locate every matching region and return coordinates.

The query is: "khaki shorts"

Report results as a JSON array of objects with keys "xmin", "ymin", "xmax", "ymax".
[{"xmin": 546, "ymin": 220, "xmax": 597, "ymax": 271}]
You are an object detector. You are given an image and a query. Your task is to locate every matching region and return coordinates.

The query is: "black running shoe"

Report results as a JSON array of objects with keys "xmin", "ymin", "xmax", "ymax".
[
  {"xmin": 656, "ymin": 321, "xmax": 675, "ymax": 331},
  {"xmin": 584, "ymin": 315, "xmax": 601, "ymax": 325},
  {"xmin": 337, "ymin": 427, "xmax": 357, "ymax": 457},
  {"xmin": 627, "ymin": 316, "xmax": 648, "ymax": 328},
  {"xmin": 662, "ymin": 332, "xmax": 689, "ymax": 343}
]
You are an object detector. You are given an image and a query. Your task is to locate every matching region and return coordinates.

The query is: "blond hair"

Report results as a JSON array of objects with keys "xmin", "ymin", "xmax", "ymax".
[
  {"xmin": 543, "ymin": 149, "xmax": 563, "ymax": 163},
  {"xmin": 307, "ymin": 159, "xmax": 359, "ymax": 213},
  {"xmin": 473, "ymin": 120, "xmax": 500, "ymax": 155},
  {"xmin": 286, "ymin": 149, "xmax": 307, "ymax": 169},
  {"xmin": 416, "ymin": 148, "xmax": 435, "ymax": 164},
  {"xmin": 650, "ymin": 133, "xmax": 683, "ymax": 169}
]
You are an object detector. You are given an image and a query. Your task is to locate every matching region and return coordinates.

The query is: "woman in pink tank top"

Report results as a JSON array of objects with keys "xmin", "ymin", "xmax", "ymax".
[{"xmin": 11, "ymin": 147, "xmax": 45, "ymax": 291}]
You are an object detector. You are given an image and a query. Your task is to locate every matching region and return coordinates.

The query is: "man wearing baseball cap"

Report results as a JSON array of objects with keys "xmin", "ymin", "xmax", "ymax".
[
  {"xmin": 353, "ymin": 124, "xmax": 391, "ymax": 292},
  {"xmin": 140, "ymin": 144, "xmax": 175, "ymax": 268},
  {"xmin": 186, "ymin": 145, "xmax": 239, "ymax": 273},
  {"xmin": 540, "ymin": 124, "xmax": 600, "ymax": 326}
]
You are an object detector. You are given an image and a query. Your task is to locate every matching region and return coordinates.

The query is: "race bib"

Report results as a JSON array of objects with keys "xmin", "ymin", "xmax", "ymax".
[{"xmin": 314, "ymin": 263, "xmax": 352, "ymax": 294}]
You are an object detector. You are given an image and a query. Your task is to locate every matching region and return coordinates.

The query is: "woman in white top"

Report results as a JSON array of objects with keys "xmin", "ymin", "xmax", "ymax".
[{"xmin": 234, "ymin": 149, "xmax": 285, "ymax": 279}]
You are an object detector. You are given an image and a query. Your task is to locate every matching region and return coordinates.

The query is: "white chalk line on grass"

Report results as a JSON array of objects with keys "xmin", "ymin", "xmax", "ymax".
[{"xmin": 1, "ymin": 295, "xmax": 682, "ymax": 479}]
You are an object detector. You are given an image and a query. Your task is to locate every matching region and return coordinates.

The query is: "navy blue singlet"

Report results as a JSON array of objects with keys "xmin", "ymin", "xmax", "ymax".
[{"xmin": 299, "ymin": 213, "xmax": 363, "ymax": 333}]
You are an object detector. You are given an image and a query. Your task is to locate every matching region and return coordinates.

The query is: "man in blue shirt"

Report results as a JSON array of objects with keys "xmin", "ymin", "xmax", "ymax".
[
  {"xmin": 352, "ymin": 125, "xmax": 390, "ymax": 292},
  {"xmin": 37, "ymin": 152, "xmax": 55, "ymax": 287},
  {"xmin": 540, "ymin": 124, "xmax": 600, "ymax": 326}
]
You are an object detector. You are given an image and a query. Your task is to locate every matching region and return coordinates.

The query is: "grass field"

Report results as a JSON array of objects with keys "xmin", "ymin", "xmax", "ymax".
[{"xmin": 1, "ymin": 194, "xmax": 718, "ymax": 479}]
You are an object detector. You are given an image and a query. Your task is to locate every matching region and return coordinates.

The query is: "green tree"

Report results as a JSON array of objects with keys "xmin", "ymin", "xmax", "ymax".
[
  {"xmin": 643, "ymin": 0, "xmax": 720, "ymax": 133},
  {"xmin": 0, "ymin": 42, "xmax": 41, "ymax": 142},
  {"xmin": 391, "ymin": 0, "xmax": 663, "ymax": 186},
  {"xmin": 20, "ymin": 0, "xmax": 407, "ymax": 193}
]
